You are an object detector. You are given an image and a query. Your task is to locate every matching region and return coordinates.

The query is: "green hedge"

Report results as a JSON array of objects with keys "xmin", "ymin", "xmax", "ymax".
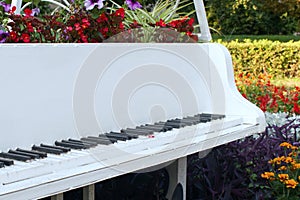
[{"xmin": 215, "ymin": 39, "xmax": 300, "ymax": 79}]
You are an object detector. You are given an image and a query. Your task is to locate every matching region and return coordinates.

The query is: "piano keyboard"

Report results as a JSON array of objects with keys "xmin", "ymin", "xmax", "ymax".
[
  {"xmin": 0, "ymin": 113, "xmax": 245, "ymax": 187},
  {"xmin": 0, "ymin": 113, "xmax": 224, "ymax": 167}
]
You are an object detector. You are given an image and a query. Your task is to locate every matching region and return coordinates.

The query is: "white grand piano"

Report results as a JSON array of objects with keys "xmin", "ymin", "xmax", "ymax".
[{"xmin": 0, "ymin": 1, "xmax": 266, "ymax": 199}]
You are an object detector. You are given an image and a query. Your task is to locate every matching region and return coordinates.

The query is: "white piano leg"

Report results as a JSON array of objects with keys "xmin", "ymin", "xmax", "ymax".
[
  {"xmin": 83, "ymin": 184, "xmax": 95, "ymax": 200},
  {"xmin": 51, "ymin": 193, "xmax": 63, "ymax": 200},
  {"xmin": 166, "ymin": 156, "xmax": 187, "ymax": 200}
]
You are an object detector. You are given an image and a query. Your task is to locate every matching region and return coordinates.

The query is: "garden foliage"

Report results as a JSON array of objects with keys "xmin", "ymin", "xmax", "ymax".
[
  {"xmin": 186, "ymin": 72, "xmax": 300, "ymax": 199},
  {"xmin": 205, "ymin": 0, "xmax": 299, "ymax": 35},
  {"xmin": 187, "ymin": 114, "xmax": 300, "ymax": 200},
  {"xmin": 217, "ymin": 39, "xmax": 300, "ymax": 79}
]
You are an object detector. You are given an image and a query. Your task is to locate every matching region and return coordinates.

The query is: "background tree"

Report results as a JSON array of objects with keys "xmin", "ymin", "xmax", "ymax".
[{"xmin": 204, "ymin": 0, "xmax": 299, "ymax": 35}]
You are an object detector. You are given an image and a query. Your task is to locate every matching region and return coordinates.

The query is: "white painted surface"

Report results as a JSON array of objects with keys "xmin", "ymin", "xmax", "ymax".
[{"xmin": 0, "ymin": 43, "xmax": 266, "ymax": 199}]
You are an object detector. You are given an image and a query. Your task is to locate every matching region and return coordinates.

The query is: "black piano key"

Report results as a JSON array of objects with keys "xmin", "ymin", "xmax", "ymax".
[
  {"xmin": 0, "ymin": 158, "xmax": 14, "ymax": 166},
  {"xmin": 136, "ymin": 126, "xmax": 163, "ymax": 132},
  {"xmin": 8, "ymin": 149, "xmax": 40, "ymax": 159},
  {"xmin": 162, "ymin": 122, "xmax": 183, "ymax": 128},
  {"xmin": 153, "ymin": 122, "xmax": 174, "ymax": 130},
  {"xmin": 166, "ymin": 119, "xmax": 191, "ymax": 127},
  {"xmin": 16, "ymin": 148, "xmax": 47, "ymax": 158},
  {"xmin": 55, "ymin": 141, "xmax": 88, "ymax": 149},
  {"xmin": 181, "ymin": 117, "xmax": 200, "ymax": 124},
  {"xmin": 105, "ymin": 133, "xmax": 128, "ymax": 141},
  {"xmin": 68, "ymin": 139, "xmax": 97, "ymax": 147},
  {"xmin": 122, "ymin": 128, "xmax": 153, "ymax": 135},
  {"xmin": 87, "ymin": 136, "xmax": 116, "ymax": 144},
  {"xmin": 40, "ymin": 144, "xmax": 71, "ymax": 153},
  {"xmin": 97, "ymin": 135, "xmax": 118, "ymax": 143},
  {"xmin": 110, "ymin": 131, "xmax": 138, "ymax": 139},
  {"xmin": 211, "ymin": 114, "xmax": 226, "ymax": 120},
  {"xmin": 0, "ymin": 162, "xmax": 4, "ymax": 168},
  {"xmin": 81, "ymin": 137, "xmax": 112, "ymax": 145},
  {"xmin": 197, "ymin": 115, "xmax": 211, "ymax": 122},
  {"xmin": 143, "ymin": 124, "xmax": 173, "ymax": 131},
  {"xmin": 174, "ymin": 118, "xmax": 197, "ymax": 125},
  {"xmin": 123, "ymin": 132, "xmax": 139, "ymax": 139},
  {"xmin": 0, "ymin": 152, "xmax": 31, "ymax": 162},
  {"xmin": 134, "ymin": 126, "xmax": 155, "ymax": 135},
  {"xmin": 32, "ymin": 145, "xmax": 63, "ymax": 155}
]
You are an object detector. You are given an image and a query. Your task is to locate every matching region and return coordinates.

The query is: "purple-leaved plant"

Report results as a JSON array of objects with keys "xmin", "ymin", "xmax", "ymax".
[{"xmin": 0, "ymin": 30, "xmax": 9, "ymax": 43}]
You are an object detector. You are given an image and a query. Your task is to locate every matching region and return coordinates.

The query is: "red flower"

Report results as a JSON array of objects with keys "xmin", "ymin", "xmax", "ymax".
[
  {"xmin": 156, "ymin": 19, "xmax": 166, "ymax": 27},
  {"xmin": 26, "ymin": 23, "xmax": 34, "ymax": 33},
  {"xmin": 242, "ymin": 93, "xmax": 247, "ymax": 99},
  {"xmin": 9, "ymin": 6, "xmax": 16, "ymax": 14},
  {"xmin": 292, "ymin": 93, "xmax": 299, "ymax": 102},
  {"xmin": 66, "ymin": 26, "xmax": 73, "ymax": 31},
  {"xmin": 81, "ymin": 18, "xmax": 90, "ymax": 29},
  {"xmin": 21, "ymin": 33, "xmax": 30, "ymax": 43},
  {"xmin": 80, "ymin": 34, "xmax": 88, "ymax": 43},
  {"xmin": 74, "ymin": 23, "xmax": 81, "ymax": 31},
  {"xmin": 188, "ymin": 18, "xmax": 194, "ymax": 26},
  {"xmin": 9, "ymin": 31, "xmax": 18, "ymax": 42},
  {"xmin": 119, "ymin": 22, "xmax": 124, "ymax": 30},
  {"xmin": 293, "ymin": 103, "xmax": 300, "ymax": 114},
  {"xmin": 115, "ymin": 8, "xmax": 125, "ymax": 18},
  {"xmin": 97, "ymin": 13, "xmax": 108, "ymax": 23},
  {"xmin": 24, "ymin": 8, "xmax": 32, "ymax": 17}
]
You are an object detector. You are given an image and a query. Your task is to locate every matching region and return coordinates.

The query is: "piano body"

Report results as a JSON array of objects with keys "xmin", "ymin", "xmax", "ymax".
[{"xmin": 0, "ymin": 1, "xmax": 266, "ymax": 200}]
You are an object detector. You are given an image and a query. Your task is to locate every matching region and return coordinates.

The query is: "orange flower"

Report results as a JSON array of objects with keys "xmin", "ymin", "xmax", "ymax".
[
  {"xmin": 292, "ymin": 163, "xmax": 300, "ymax": 170},
  {"xmin": 285, "ymin": 179, "xmax": 298, "ymax": 189},
  {"xmin": 280, "ymin": 142, "xmax": 293, "ymax": 148},
  {"xmin": 278, "ymin": 166, "xmax": 287, "ymax": 171},
  {"xmin": 269, "ymin": 156, "xmax": 285, "ymax": 165},
  {"xmin": 284, "ymin": 157, "xmax": 295, "ymax": 164},
  {"xmin": 261, "ymin": 172, "xmax": 275, "ymax": 179},
  {"xmin": 291, "ymin": 145, "xmax": 298, "ymax": 150},
  {"xmin": 278, "ymin": 174, "xmax": 289, "ymax": 182},
  {"xmin": 288, "ymin": 152, "xmax": 297, "ymax": 157}
]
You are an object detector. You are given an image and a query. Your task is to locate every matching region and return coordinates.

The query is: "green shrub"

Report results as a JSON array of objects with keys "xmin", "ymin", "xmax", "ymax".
[
  {"xmin": 205, "ymin": 0, "xmax": 299, "ymax": 35},
  {"xmin": 212, "ymin": 35, "xmax": 300, "ymax": 42},
  {"xmin": 216, "ymin": 39, "xmax": 300, "ymax": 79}
]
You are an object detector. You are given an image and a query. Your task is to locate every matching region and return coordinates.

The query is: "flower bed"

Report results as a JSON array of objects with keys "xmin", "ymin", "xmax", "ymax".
[
  {"xmin": 187, "ymin": 113, "xmax": 300, "ymax": 200},
  {"xmin": 236, "ymin": 73, "xmax": 300, "ymax": 114},
  {"xmin": 0, "ymin": 0, "xmax": 198, "ymax": 43},
  {"xmin": 186, "ymin": 73, "xmax": 300, "ymax": 199}
]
